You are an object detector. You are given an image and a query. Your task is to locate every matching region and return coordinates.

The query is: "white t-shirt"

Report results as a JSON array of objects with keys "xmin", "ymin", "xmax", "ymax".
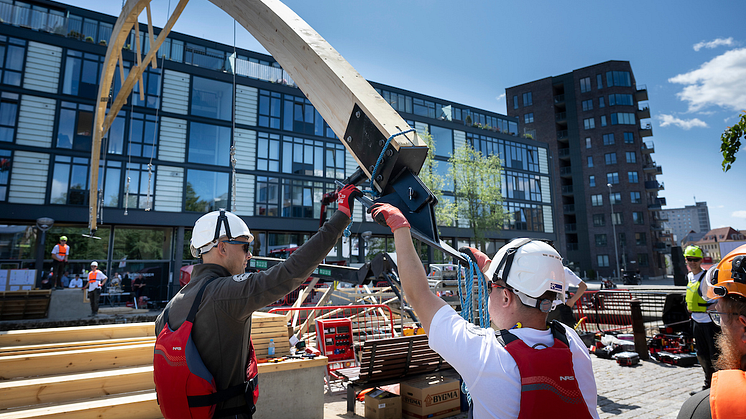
[
  {"xmin": 687, "ymin": 270, "xmax": 711, "ymax": 323},
  {"xmin": 428, "ymin": 305, "xmax": 599, "ymax": 418},
  {"xmin": 564, "ymin": 266, "xmax": 583, "ymax": 288},
  {"xmin": 69, "ymin": 278, "xmax": 83, "ymax": 288},
  {"xmin": 87, "ymin": 271, "xmax": 108, "ymax": 291}
]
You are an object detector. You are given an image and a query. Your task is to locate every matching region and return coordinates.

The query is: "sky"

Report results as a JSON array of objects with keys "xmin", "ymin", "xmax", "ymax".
[{"xmin": 65, "ymin": 0, "xmax": 746, "ymax": 231}]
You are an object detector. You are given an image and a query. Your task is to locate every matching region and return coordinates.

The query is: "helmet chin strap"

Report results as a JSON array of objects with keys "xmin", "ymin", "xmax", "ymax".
[{"xmin": 512, "ymin": 289, "xmax": 562, "ymax": 313}]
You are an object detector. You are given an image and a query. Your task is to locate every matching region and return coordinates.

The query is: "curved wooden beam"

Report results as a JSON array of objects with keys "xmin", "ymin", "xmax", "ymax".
[{"xmin": 90, "ymin": 0, "xmax": 426, "ymax": 232}]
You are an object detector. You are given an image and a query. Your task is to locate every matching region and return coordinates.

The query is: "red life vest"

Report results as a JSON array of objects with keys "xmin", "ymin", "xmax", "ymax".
[
  {"xmin": 153, "ymin": 277, "xmax": 259, "ymax": 419},
  {"xmin": 57, "ymin": 244, "xmax": 68, "ymax": 258},
  {"xmin": 710, "ymin": 369, "xmax": 746, "ymax": 419},
  {"xmin": 496, "ymin": 322, "xmax": 594, "ymax": 419}
]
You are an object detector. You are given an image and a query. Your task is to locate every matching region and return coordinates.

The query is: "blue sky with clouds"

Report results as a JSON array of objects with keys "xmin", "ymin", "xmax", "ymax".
[{"xmin": 66, "ymin": 0, "xmax": 746, "ymax": 231}]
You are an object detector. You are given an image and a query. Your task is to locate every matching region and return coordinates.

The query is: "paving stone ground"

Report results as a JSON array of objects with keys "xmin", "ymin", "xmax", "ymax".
[{"xmin": 323, "ymin": 355, "xmax": 705, "ymax": 418}]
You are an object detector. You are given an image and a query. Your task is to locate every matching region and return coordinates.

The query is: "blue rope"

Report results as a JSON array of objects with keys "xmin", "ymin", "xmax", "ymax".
[
  {"xmin": 457, "ymin": 252, "xmax": 490, "ymax": 327},
  {"xmin": 361, "ymin": 128, "xmax": 416, "ymax": 196},
  {"xmin": 343, "ymin": 223, "xmax": 352, "ymax": 238}
]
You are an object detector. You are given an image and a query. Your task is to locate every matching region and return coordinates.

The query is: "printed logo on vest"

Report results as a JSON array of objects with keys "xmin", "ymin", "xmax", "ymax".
[
  {"xmin": 232, "ymin": 273, "xmax": 251, "ymax": 282},
  {"xmin": 559, "ymin": 375, "xmax": 575, "ymax": 381}
]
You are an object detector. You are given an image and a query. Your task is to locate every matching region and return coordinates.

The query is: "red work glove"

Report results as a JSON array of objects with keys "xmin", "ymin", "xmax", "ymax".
[
  {"xmin": 336, "ymin": 184, "xmax": 362, "ymax": 217},
  {"xmin": 369, "ymin": 203, "xmax": 411, "ymax": 232},
  {"xmin": 458, "ymin": 247, "xmax": 491, "ymax": 271}
]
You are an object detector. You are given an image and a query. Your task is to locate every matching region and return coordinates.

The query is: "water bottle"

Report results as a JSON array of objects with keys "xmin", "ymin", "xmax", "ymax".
[{"xmin": 268, "ymin": 339, "xmax": 275, "ymax": 356}]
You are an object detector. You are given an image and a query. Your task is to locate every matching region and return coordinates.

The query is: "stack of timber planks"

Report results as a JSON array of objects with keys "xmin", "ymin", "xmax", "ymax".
[{"xmin": 0, "ymin": 312, "xmax": 291, "ymax": 418}]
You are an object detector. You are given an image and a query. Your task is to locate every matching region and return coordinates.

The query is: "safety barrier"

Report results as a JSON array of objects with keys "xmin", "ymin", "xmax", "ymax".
[{"xmin": 574, "ymin": 290, "xmax": 683, "ymax": 335}]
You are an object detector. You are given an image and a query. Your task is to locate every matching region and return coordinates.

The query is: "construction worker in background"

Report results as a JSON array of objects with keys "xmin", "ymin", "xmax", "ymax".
[
  {"xmin": 548, "ymin": 265, "xmax": 588, "ymax": 327},
  {"xmin": 50, "ymin": 236, "xmax": 69, "ymax": 289},
  {"xmin": 370, "ymin": 203, "xmax": 599, "ymax": 418},
  {"xmin": 684, "ymin": 245, "xmax": 720, "ymax": 395},
  {"xmin": 677, "ymin": 244, "xmax": 746, "ymax": 418},
  {"xmin": 87, "ymin": 261, "xmax": 107, "ymax": 316},
  {"xmin": 154, "ymin": 184, "xmax": 360, "ymax": 418}
]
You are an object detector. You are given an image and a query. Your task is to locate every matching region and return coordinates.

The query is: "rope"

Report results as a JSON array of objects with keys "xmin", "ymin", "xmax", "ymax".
[
  {"xmin": 230, "ymin": 19, "xmax": 238, "ymax": 212},
  {"xmin": 361, "ymin": 128, "xmax": 415, "ymax": 196},
  {"xmin": 457, "ymin": 252, "xmax": 490, "ymax": 327}
]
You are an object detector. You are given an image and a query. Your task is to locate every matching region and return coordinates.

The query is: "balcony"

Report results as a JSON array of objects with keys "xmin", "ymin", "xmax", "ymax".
[
  {"xmin": 555, "ymin": 112, "xmax": 567, "ymax": 123},
  {"xmin": 558, "ymin": 148, "xmax": 571, "ymax": 160},
  {"xmin": 637, "ymin": 105, "xmax": 651, "ymax": 120},
  {"xmin": 645, "ymin": 180, "xmax": 664, "ymax": 191},
  {"xmin": 565, "ymin": 223, "xmax": 577, "ymax": 233},
  {"xmin": 643, "ymin": 162, "xmax": 663, "ymax": 175},
  {"xmin": 559, "ymin": 166, "xmax": 573, "ymax": 177},
  {"xmin": 648, "ymin": 197, "xmax": 667, "ymax": 211},
  {"xmin": 557, "ymin": 130, "xmax": 569, "ymax": 142},
  {"xmin": 554, "ymin": 94, "xmax": 565, "ymax": 105},
  {"xmin": 566, "ymin": 243, "xmax": 579, "ymax": 252},
  {"xmin": 635, "ymin": 84, "xmax": 648, "ymax": 102},
  {"xmin": 640, "ymin": 122, "xmax": 653, "ymax": 137},
  {"xmin": 563, "ymin": 204, "xmax": 575, "ymax": 213},
  {"xmin": 561, "ymin": 185, "xmax": 574, "ymax": 195},
  {"xmin": 641, "ymin": 141, "xmax": 655, "ymax": 154},
  {"xmin": 651, "ymin": 223, "xmax": 664, "ymax": 231},
  {"xmin": 654, "ymin": 242, "xmax": 670, "ymax": 252}
]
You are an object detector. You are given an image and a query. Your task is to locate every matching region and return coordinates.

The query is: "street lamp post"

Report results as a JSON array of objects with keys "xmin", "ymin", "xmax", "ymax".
[{"xmin": 608, "ymin": 183, "xmax": 621, "ymax": 280}]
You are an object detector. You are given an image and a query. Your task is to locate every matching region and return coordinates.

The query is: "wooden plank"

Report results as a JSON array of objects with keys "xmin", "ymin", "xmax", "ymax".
[
  {"xmin": 0, "ymin": 390, "xmax": 159, "ymax": 419},
  {"xmin": 295, "ymin": 285, "xmax": 334, "ymax": 338},
  {"xmin": 256, "ymin": 355, "xmax": 327, "ymax": 374},
  {"xmin": 0, "ymin": 323, "xmax": 155, "ymax": 347},
  {"xmin": 0, "ymin": 343, "xmax": 153, "ymax": 380},
  {"xmin": 0, "ymin": 337, "xmax": 156, "ymax": 356},
  {"xmin": 0, "ymin": 366, "xmax": 153, "ymax": 410}
]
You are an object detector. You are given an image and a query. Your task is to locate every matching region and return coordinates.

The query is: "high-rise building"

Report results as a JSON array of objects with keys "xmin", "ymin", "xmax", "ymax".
[
  {"xmin": 506, "ymin": 61, "xmax": 667, "ymax": 278},
  {"xmin": 0, "ymin": 0, "xmax": 556, "ymax": 300},
  {"xmin": 661, "ymin": 202, "xmax": 711, "ymax": 244}
]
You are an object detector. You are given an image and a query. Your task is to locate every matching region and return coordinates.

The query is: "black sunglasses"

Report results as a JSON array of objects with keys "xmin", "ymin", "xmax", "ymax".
[
  {"xmin": 685, "ymin": 257, "xmax": 702, "ymax": 262},
  {"xmin": 221, "ymin": 240, "xmax": 251, "ymax": 254}
]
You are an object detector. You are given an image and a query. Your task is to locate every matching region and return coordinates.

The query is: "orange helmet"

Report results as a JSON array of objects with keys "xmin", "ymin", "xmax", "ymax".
[{"xmin": 702, "ymin": 244, "xmax": 746, "ymax": 300}]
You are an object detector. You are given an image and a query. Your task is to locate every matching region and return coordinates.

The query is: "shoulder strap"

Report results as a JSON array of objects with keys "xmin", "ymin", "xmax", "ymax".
[
  {"xmin": 550, "ymin": 320, "xmax": 570, "ymax": 346},
  {"xmin": 495, "ymin": 329, "xmax": 520, "ymax": 347},
  {"xmin": 186, "ymin": 277, "xmax": 219, "ymax": 323}
]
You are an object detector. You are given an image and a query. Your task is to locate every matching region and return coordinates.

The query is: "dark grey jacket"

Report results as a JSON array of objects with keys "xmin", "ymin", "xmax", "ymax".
[{"xmin": 155, "ymin": 211, "xmax": 348, "ymax": 412}]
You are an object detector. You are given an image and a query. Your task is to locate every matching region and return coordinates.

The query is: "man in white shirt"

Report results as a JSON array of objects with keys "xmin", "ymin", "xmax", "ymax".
[
  {"xmin": 371, "ymin": 203, "xmax": 599, "ymax": 418},
  {"xmin": 69, "ymin": 274, "xmax": 83, "ymax": 288},
  {"xmin": 87, "ymin": 261, "xmax": 108, "ymax": 316}
]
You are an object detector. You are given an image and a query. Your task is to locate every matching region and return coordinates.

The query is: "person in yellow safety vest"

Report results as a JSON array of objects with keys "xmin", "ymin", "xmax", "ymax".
[
  {"xmin": 87, "ymin": 261, "xmax": 107, "ymax": 316},
  {"xmin": 51, "ymin": 236, "xmax": 69, "ymax": 289},
  {"xmin": 678, "ymin": 244, "xmax": 746, "ymax": 419},
  {"xmin": 684, "ymin": 245, "xmax": 720, "ymax": 395}
]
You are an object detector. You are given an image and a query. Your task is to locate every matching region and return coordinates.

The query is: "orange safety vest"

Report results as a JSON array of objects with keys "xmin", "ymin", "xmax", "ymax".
[
  {"xmin": 710, "ymin": 369, "xmax": 746, "ymax": 419},
  {"xmin": 88, "ymin": 271, "xmax": 100, "ymax": 286},
  {"xmin": 57, "ymin": 244, "xmax": 68, "ymax": 258}
]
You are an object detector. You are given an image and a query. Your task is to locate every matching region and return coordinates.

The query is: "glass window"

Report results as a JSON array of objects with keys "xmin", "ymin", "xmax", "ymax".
[
  {"xmin": 522, "ymin": 92, "xmax": 532, "ymax": 106},
  {"xmin": 128, "ymin": 112, "xmax": 158, "ymax": 158},
  {"xmin": 611, "ymin": 112, "xmax": 636, "ymax": 125},
  {"xmin": 628, "ymin": 171, "xmax": 639, "ymax": 183},
  {"xmin": 591, "ymin": 194, "xmax": 603, "ymax": 206},
  {"xmin": 513, "ymin": 95, "xmax": 518, "ymax": 109},
  {"xmin": 105, "ymin": 111, "xmax": 126, "ymax": 155},
  {"xmin": 583, "ymin": 118, "xmax": 595, "ymax": 129},
  {"xmin": 258, "ymin": 90, "xmax": 281, "ymax": 129},
  {"xmin": 257, "ymin": 131, "xmax": 281, "ymax": 172},
  {"xmin": 587, "ymin": 156, "xmax": 593, "ymax": 167},
  {"xmin": 597, "ymin": 254, "xmax": 609, "ymax": 267},
  {"xmin": 185, "ymin": 169, "xmax": 229, "ymax": 212},
  {"xmin": 582, "ymin": 100, "xmax": 593, "ymax": 111},
  {"xmin": 630, "ymin": 191, "xmax": 641, "ymax": 203},
  {"xmin": 504, "ymin": 202, "xmax": 544, "ymax": 232},
  {"xmin": 62, "ymin": 50, "xmax": 103, "ymax": 99},
  {"xmin": 632, "ymin": 211, "xmax": 644, "ymax": 225},
  {"xmin": 255, "ymin": 176, "xmax": 280, "ymax": 217},
  {"xmin": 524, "ymin": 113, "xmax": 534, "ymax": 124},
  {"xmin": 607, "ymin": 172, "xmax": 619, "ymax": 184},
  {"xmin": 593, "ymin": 214, "xmax": 605, "ymax": 226},
  {"xmin": 603, "ymin": 134, "xmax": 615, "ymax": 145},
  {"xmin": 413, "ymin": 98, "xmax": 435, "ymax": 118},
  {"xmin": 580, "ymin": 77, "xmax": 592, "ymax": 93},
  {"xmin": 608, "ymin": 94, "xmax": 634, "ymax": 106},
  {"xmin": 132, "ymin": 66, "xmax": 161, "ymax": 109},
  {"xmin": 612, "ymin": 212, "xmax": 623, "ymax": 225},
  {"xmin": 599, "ymin": 97, "xmax": 605, "ymax": 108},
  {"xmin": 606, "ymin": 71, "xmax": 632, "ymax": 87},
  {"xmin": 51, "ymin": 155, "xmax": 89, "ymax": 205},
  {"xmin": 589, "ymin": 175, "xmax": 595, "ymax": 187},
  {"xmin": 626, "ymin": 151, "xmax": 636, "ymax": 163},
  {"xmin": 0, "ymin": 92, "xmax": 18, "ymax": 143},
  {"xmin": 430, "ymin": 125, "xmax": 453, "ymax": 157},
  {"xmin": 123, "ymin": 163, "xmax": 154, "ymax": 210},
  {"xmin": 56, "ymin": 102, "xmax": 94, "ymax": 151},
  {"xmin": 610, "ymin": 192, "xmax": 621, "ymax": 204},
  {"xmin": 635, "ymin": 233, "xmax": 646, "ymax": 246},
  {"xmin": 585, "ymin": 137, "xmax": 591, "ymax": 148},
  {"xmin": 0, "ymin": 36, "xmax": 25, "ymax": 86},
  {"xmin": 600, "ymin": 115, "xmax": 607, "ymax": 127},
  {"xmin": 100, "ymin": 160, "xmax": 121, "ymax": 207},
  {"xmin": 597, "ymin": 74, "xmax": 603, "ymax": 89},
  {"xmin": 185, "ymin": 43, "xmax": 225, "ymax": 71},
  {"xmin": 605, "ymin": 153, "xmax": 617, "ymax": 165},
  {"xmin": 595, "ymin": 234, "xmax": 607, "ymax": 247},
  {"xmin": 191, "ymin": 76, "xmax": 232, "ymax": 121},
  {"xmin": 638, "ymin": 253, "xmax": 649, "ymax": 267},
  {"xmin": 0, "ymin": 149, "xmax": 10, "ymax": 201},
  {"xmin": 624, "ymin": 132, "xmax": 634, "ymax": 144},
  {"xmin": 188, "ymin": 122, "xmax": 231, "ymax": 166}
]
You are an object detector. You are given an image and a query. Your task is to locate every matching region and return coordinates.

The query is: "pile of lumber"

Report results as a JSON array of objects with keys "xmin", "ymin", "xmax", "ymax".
[
  {"xmin": 0, "ymin": 290, "xmax": 52, "ymax": 321},
  {"xmin": 0, "ymin": 312, "xmax": 292, "ymax": 417}
]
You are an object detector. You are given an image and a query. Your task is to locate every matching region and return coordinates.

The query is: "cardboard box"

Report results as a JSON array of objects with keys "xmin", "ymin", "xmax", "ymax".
[
  {"xmin": 401, "ymin": 375, "xmax": 460, "ymax": 419},
  {"xmin": 365, "ymin": 388, "xmax": 402, "ymax": 419}
]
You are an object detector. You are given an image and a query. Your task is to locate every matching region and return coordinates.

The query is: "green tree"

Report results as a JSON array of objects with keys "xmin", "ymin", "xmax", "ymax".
[
  {"xmin": 721, "ymin": 111, "xmax": 746, "ymax": 172},
  {"xmin": 418, "ymin": 133, "xmax": 457, "ymax": 227},
  {"xmin": 448, "ymin": 144, "xmax": 506, "ymax": 250}
]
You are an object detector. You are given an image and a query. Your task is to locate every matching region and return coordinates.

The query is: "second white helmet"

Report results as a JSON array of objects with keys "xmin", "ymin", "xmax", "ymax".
[{"xmin": 190, "ymin": 209, "xmax": 253, "ymax": 257}]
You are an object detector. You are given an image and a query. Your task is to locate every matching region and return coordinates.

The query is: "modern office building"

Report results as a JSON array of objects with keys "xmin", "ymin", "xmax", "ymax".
[
  {"xmin": 661, "ymin": 201, "xmax": 711, "ymax": 244},
  {"xmin": 506, "ymin": 61, "xmax": 667, "ymax": 278},
  {"xmin": 0, "ymin": 0, "xmax": 556, "ymax": 302}
]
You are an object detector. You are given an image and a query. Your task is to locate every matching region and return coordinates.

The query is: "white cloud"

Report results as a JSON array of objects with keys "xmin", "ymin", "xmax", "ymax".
[
  {"xmin": 733, "ymin": 210, "xmax": 746, "ymax": 219},
  {"xmin": 495, "ymin": 93, "xmax": 506, "ymax": 101},
  {"xmin": 693, "ymin": 37, "xmax": 734, "ymax": 52},
  {"xmin": 669, "ymin": 48, "xmax": 746, "ymax": 112},
  {"xmin": 658, "ymin": 114, "xmax": 708, "ymax": 129}
]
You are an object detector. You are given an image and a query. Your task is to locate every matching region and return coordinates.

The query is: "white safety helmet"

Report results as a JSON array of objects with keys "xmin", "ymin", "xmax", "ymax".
[
  {"xmin": 90, "ymin": 261, "xmax": 98, "ymax": 267},
  {"xmin": 485, "ymin": 238, "xmax": 566, "ymax": 312},
  {"xmin": 190, "ymin": 209, "xmax": 254, "ymax": 258}
]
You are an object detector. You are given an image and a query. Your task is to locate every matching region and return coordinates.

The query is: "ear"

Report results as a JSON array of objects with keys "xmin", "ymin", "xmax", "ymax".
[{"xmin": 738, "ymin": 315, "xmax": 746, "ymax": 344}]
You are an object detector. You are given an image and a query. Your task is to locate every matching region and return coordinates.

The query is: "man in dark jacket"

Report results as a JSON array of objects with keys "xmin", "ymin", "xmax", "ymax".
[{"xmin": 155, "ymin": 184, "xmax": 359, "ymax": 417}]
